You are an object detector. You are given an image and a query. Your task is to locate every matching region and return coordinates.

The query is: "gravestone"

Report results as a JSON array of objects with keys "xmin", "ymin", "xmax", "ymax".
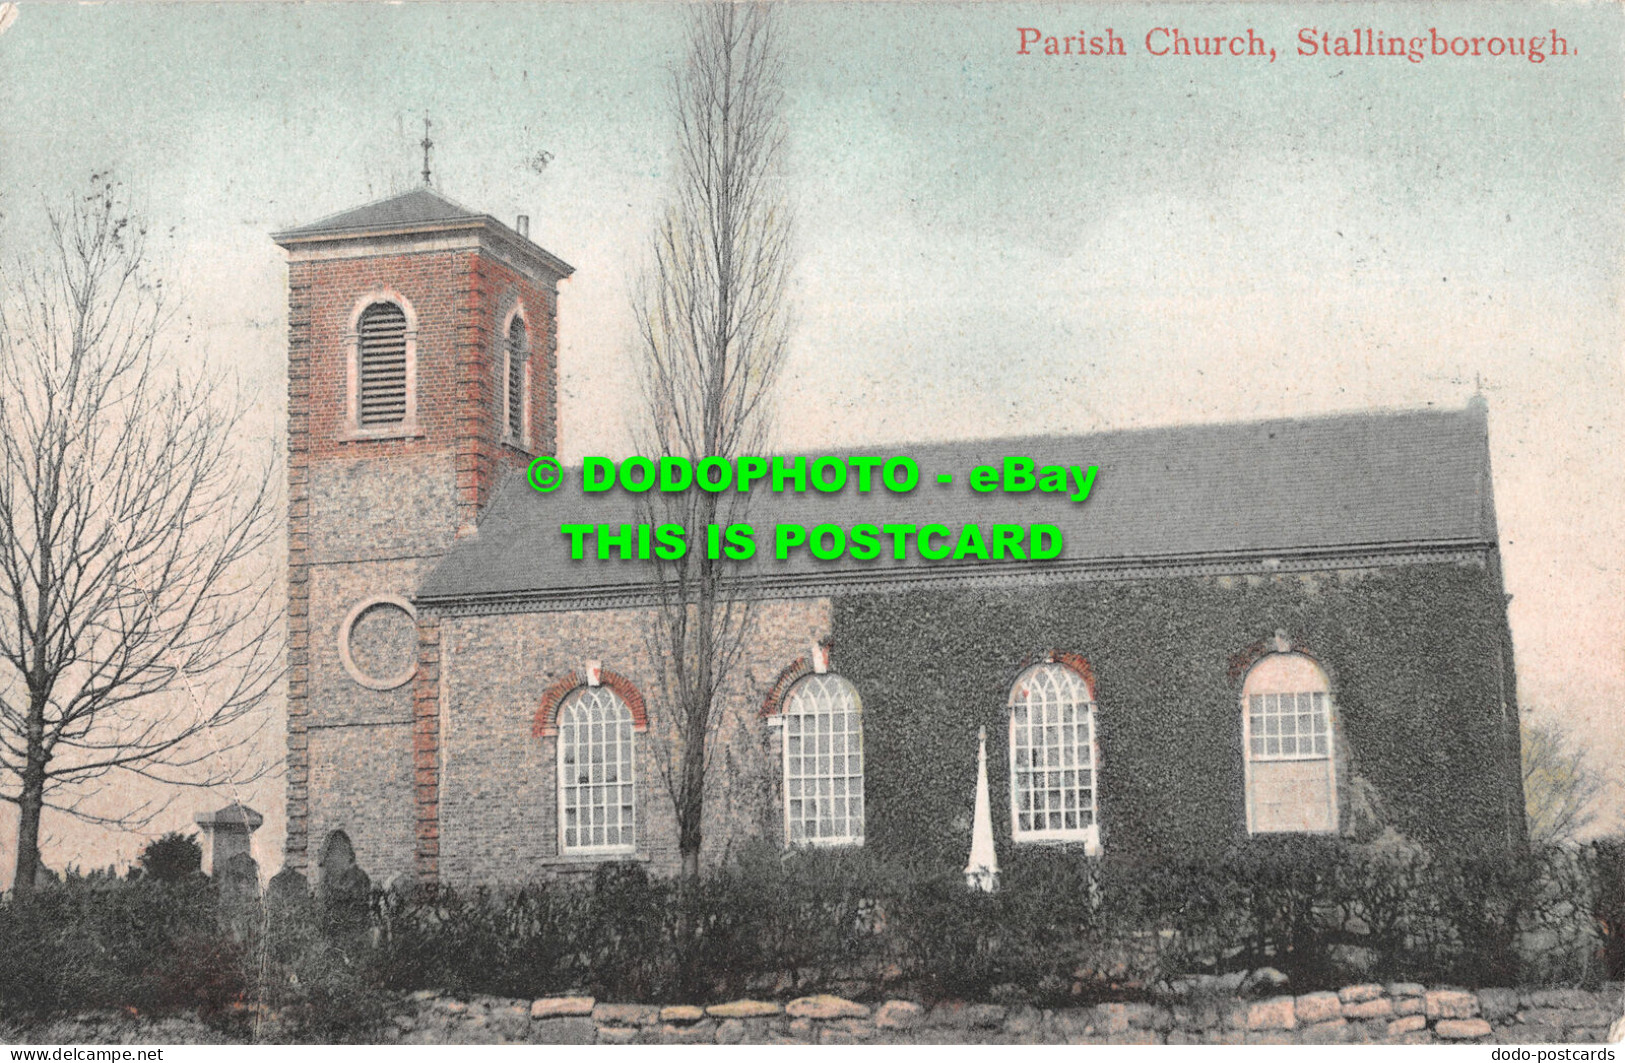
[
  {"xmin": 218, "ymin": 850, "xmax": 261, "ymax": 902},
  {"xmin": 317, "ymin": 830, "xmax": 372, "ymax": 934},
  {"xmin": 266, "ymin": 866, "xmax": 311, "ymax": 907}
]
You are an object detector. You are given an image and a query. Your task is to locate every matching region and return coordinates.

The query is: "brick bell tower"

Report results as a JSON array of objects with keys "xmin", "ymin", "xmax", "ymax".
[{"xmin": 273, "ymin": 185, "xmax": 572, "ymax": 884}]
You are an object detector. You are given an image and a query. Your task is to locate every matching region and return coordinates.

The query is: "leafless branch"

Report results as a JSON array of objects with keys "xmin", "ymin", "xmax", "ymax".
[
  {"xmin": 0, "ymin": 174, "xmax": 284, "ymax": 894},
  {"xmin": 632, "ymin": 3, "xmax": 792, "ymax": 879},
  {"xmin": 1523, "ymin": 714, "xmax": 1612, "ymax": 848}
]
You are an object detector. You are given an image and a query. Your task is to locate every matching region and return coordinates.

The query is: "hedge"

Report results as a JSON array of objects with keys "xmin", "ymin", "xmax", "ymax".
[{"xmin": 4, "ymin": 835, "xmax": 1619, "ymax": 1032}]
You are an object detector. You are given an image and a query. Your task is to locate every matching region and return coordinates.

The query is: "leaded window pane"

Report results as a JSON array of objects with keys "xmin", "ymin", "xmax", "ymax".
[
  {"xmin": 1247, "ymin": 691, "xmax": 1331, "ymax": 761},
  {"xmin": 559, "ymin": 687, "xmax": 636, "ymax": 852},
  {"xmin": 1009, "ymin": 665, "xmax": 1098, "ymax": 841},
  {"xmin": 783, "ymin": 674, "xmax": 864, "ymax": 845}
]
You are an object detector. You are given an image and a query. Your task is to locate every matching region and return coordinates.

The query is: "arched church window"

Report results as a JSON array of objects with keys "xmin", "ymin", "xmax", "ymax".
[
  {"xmin": 1008, "ymin": 663, "xmax": 1100, "ymax": 851},
  {"xmin": 558, "ymin": 686, "xmax": 637, "ymax": 853},
  {"xmin": 505, "ymin": 313, "xmax": 528, "ymax": 442},
  {"xmin": 1242, "ymin": 652, "xmax": 1338, "ymax": 833},
  {"xmin": 357, "ymin": 301, "xmax": 409, "ymax": 426},
  {"xmin": 783, "ymin": 673, "xmax": 864, "ymax": 846}
]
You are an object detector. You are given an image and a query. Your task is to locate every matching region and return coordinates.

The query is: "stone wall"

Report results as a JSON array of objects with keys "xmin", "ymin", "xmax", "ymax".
[
  {"xmin": 392, "ymin": 986, "xmax": 1624, "ymax": 1045},
  {"xmin": 9, "ymin": 985, "xmax": 1618, "ymax": 1045}
]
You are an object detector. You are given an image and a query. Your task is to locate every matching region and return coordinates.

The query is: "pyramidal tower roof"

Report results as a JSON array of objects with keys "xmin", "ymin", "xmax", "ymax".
[
  {"xmin": 276, "ymin": 186, "xmax": 486, "ymax": 238},
  {"xmin": 273, "ymin": 185, "xmax": 573, "ymax": 279}
]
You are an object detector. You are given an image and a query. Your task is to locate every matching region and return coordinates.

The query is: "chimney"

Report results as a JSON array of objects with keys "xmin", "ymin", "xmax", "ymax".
[{"xmin": 516, "ymin": 214, "xmax": 530, "ymax": 239}]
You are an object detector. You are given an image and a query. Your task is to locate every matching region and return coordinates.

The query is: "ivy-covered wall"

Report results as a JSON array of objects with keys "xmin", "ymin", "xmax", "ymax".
[{"xmin": 832, "ymin": 560, "xmax": 1524, "ymax": 871}]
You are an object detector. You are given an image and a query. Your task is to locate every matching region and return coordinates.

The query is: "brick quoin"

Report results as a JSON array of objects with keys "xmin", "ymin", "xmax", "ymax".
[{"xmin": 412, "ymin": 614, "xmax": 441, "ymax": 885}]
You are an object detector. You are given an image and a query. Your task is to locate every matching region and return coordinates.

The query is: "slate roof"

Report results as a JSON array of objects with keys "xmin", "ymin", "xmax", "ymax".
[
  {"xmin": 273, "ymin": 185, "xmax": 575, "ymax": 277},
  {"xmin": 417, "ymin": 403, "xmax": 1497, "ymax": 611},
  {"xmin": 274, "ymin": 186, "xmax": 487, "ymax": 239}
]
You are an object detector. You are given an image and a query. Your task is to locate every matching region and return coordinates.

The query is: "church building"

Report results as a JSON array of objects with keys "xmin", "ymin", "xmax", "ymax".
[{"xmin": 273, "ymin": 185, "xmax": 1526, "ymax": 888}]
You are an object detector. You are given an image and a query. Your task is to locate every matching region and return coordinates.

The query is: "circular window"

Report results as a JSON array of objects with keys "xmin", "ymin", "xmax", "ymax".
[{"xmin": 339, "ymin": 595, "xmax": 418, "ymax": 690}]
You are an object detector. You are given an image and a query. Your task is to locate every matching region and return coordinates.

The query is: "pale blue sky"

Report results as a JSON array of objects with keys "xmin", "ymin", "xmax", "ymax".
[{"xmin": 1, "ymin": 1, "xmax": 1621, "ymax": 873}]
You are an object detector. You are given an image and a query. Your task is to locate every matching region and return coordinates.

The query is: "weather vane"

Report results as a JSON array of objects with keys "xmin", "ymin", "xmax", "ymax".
[{"xmin": 421, "ymin": 117, "xmax": 434, "ymax": 186}]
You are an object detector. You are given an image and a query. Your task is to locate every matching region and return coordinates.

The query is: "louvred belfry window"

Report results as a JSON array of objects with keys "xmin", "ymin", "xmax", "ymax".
[
  {"xmin": 357, "ymin": 302, "xmax": 408, "ymax": 426},
  {"xmin": 506, "ymin": 316, "xmax": 527, "ymax": 440}
]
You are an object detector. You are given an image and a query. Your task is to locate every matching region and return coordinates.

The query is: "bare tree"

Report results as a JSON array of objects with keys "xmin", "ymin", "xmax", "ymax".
[
  {"xmin": 1523, "ymin": 715, "xmax": 1610, "ymax": 848},
  {"xmin": 634, "ymin": 3, "xmax": 792, "ymax": 881},
  {"xmin": 0, "ymin": 176, "xmax": 282, "ymax": 895}
]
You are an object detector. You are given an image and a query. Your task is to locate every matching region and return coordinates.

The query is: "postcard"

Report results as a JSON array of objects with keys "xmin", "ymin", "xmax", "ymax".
[{"xmin": 0, "ymin": 0, "xmax": 1620, "ymax": 1048}]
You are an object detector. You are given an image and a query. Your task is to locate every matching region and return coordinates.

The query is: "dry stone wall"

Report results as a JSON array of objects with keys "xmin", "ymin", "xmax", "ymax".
[
  {"xmin": 393, "ymin": 985, "xmax": 1624, "ymax": 1045},
  {"xmin": 7, "ymin": 984, "xmax": 1618, "ymax": 1045}
]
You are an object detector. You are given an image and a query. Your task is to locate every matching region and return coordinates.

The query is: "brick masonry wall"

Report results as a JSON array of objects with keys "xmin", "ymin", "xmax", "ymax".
[
  {"xmin": 307, "ymin": 722, "xmax": 417, "ymax": 888},
  {"xmin": 436, "ymin": 599, "xmax": 833, "ymax": 884},
  {"xmin": 289, "ymin": 248, "xmax": 556, "ymax": 469},
  {"xmin": 465, "ymin": 251, "xmax": 560, "ymax": 494},
  {"xmin": 284, "ymin": 236, "xmax": 562, "ymax": 877},
  {"xmin": 391, "ymin": 985, "xmax": 1625, "ymax": 1045}
]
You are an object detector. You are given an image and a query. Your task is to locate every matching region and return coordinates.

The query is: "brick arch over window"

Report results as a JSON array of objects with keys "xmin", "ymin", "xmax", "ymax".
[
  {"xmin": 760, "ymin": 639, "xmax": 835, "ymax": 718},
  {"xmin": 345, "ymin": 289, "xmax": 419, "ymax": 436},
  {"xmin": 1008, "ymin": 649, "xmax": 1098, "ymax": 702},
  {"xmin": 1227, "ymin": 631, "xmax": 1331, "ymax": 685},
  {"xmin": 533, "ymin": 669, "xmax": 648, "ymax": 737}
]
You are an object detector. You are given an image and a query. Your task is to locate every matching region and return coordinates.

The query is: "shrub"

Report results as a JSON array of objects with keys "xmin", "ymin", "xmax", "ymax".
[
  {"xmin": 1582, "ymin": 836, "xmax": 1625, "ymax": 979},
  {"xmin": 693, "ymin": 843, "xmax": 893, "ymax": 997},
  {"xmin": 136, "ymin": 832, "xmax": 205, "ymax": 884},
  {"xmin": 360, "ymin": 838, "xmax": 1625, "ymax": 1003},
  {"xmin": 3, "ymin": 833, "xmax": 1619, "ymax": 1034},
  {"xmin": 0, "ymin": 875, "xmax": 231, "ymax": 1015}
]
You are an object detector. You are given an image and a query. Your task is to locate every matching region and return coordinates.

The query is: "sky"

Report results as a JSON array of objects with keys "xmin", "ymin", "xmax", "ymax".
[{"xmin": 0, "ymin": 0, "xmax": 1621, "ymax": 880}]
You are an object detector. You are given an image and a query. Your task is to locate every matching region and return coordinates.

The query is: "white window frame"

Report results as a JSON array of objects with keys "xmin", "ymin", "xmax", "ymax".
[
  {"xmin": 500, "ymin": 303, "xmax": 531, "ymax": 451},
  {"xmin": 1008, "ymin": 663, "xmax": 1101, "ymax": 853},
  {"xmin": 781, "ymin": 673, "xmax": 865, "ymax": 848},
  {"xmin": 556, "ymin": 686, "xmax": 637, "ymax": 856},
  {"xmin": 1241, "ymin": 653, "xmax": 1339, "ymax": 835},
  {"xmin": 343, "ymin": 290, "xmax": 420, "ymax": 439},
  {"xmin": 1245, "ymin": 692, "xmax": 1332, "ymax": 762}
]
